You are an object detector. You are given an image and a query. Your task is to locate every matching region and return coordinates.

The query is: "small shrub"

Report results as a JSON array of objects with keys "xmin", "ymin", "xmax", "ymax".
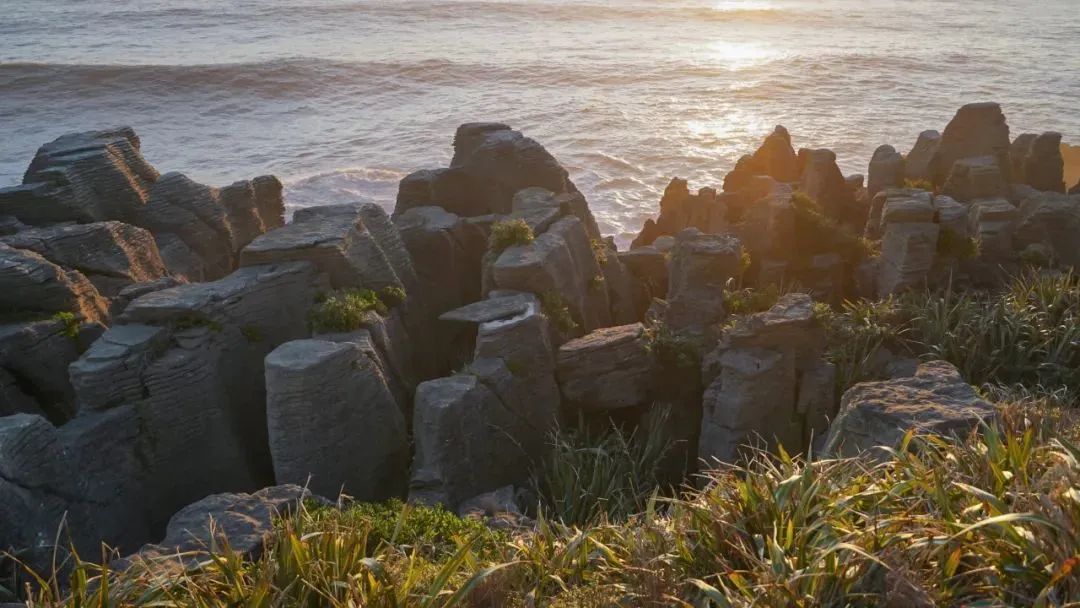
[
  {"xmin": 791, "ymin": 191, "xmax": 873, "ymax": 263},
  {"xmin": 540, "ymin": 291, "xmax": 578, "ymax": 333},
  {"xmin": 723, "ymin": 284, "xmax": 781, "ymax": 316},
  {"xmin": 645, "ymin": 325, "xmax": 699, "ymax": 372},
  {"xmin": 590, "ymin": 238, "xmax": 609, "ymax": 266},
  {"xmin": 378, "ymin": 285, "xmax": 407, "ymax": 307},
  {"xmin": 309, "ymin": 288, "xmax": 388, "ymax": 333},
  {"xmin": 937, "ymin": 230, "xmax": 979, "ymax": 259},
  {"xmin": 588, "ymin": 274, "xmax": 605, "ymax": 291},
  {"xmin": 51, "ymin": 311, "xmax": 79, "ymax": 339},
  {"xmin": 903, "ymin": 177, "xmax": 934, "ymax": 191},
  {"xmin": 489, "ymin": 219, "xmax": 534, "ymax": 254}
]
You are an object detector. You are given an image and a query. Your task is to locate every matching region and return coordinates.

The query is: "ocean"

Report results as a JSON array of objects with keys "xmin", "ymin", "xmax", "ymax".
[{"xmin": 2, "ymin": 0, "xmax": 1077, "ymax": 245}]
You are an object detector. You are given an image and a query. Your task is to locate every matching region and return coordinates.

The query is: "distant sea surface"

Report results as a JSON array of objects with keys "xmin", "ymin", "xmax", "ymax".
[{"xmin": 2, "ymin": 0, "xmax": 1078, "ymax": 244}]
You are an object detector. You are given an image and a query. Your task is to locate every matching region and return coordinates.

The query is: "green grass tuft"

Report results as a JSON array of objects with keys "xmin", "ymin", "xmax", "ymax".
[
  {"xmin": 540, "ymin": 291, "xmax": 578, "ymax": 334},
  {"xmin": 489, "ymin": 219, "xmax": 535, "ymax": 254},
  {"xmin": 50, "ymin": 312, "xmax": 79, "ymax": 339},
  {"xmin": 309, "ymin": 289, "xmax": 389, "ymax": 333}
]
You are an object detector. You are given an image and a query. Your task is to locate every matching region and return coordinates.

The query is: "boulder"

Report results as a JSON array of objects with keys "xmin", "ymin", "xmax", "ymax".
[
  {"xmin": 942, "ymin": 156, "xmax": 1008, "ymax": 202},
  {"xmin": 699, "ymin": 294, "xmax": 834, "ymax": 463},
  {"xmin": 0, "ymin": 243, "xmax": 108, "ymax": 325},
  {"xmin": 0, "ymin": 128, "xmax": 158, "ymax": 225},
  {"xmin": 1010, "ymin": 133, "xmax": 1038, "ymax": 183},
  {"xmin": 877, "ymin": 222, "xmax": 938, "ymax": 297},
  {"xmin": 823, "ymin": 361, "xmax": 996, "ymax": 457},
  {"xmin": 396, "ymin": 206, "xmax": 486, "ymax": 321},
  {"xmin": 122, "ymin": 485, "xmax": 315, "ymax": 571},
  {"xmin": 2, "ymin": 221, "xmax": 168, "ymax": 297},
  {"xmin": 930, "ymin": 102, "xmax": 1012, "ymax": 186},
  {"xmin": 109, "ymin": 276, "xmax": 187, "ymax": 318},
  {"xmin": 932, "ymin": 194, "xmax": 970, "ymax": 240},
  {"xmin": 265, "ymin": 339, "xmax": 408, "ymax": 500},
  {"xmin": 664, "ymin": 230, "xmax": 742, "ymax": 340},
  {"xmin": 594, "ymin": 237, "xmax": 640, "ymax": 325},
  {"xmin": 219, "ymin": 176, "xmax": 287, "ymax": 251},
  {"xmin": 556, "ymin": 323, "xmax": 657, "ymax": 411},
  {"xmin": 904, "ymin": 130, "xmax": 941, "ymax": 182},
  {"xmin": 0, "ymin": 319, "xmax": 90, "ymax": 424},
  {"xmin": 968, "ymin": 198, "xmax": 1017, "ymax": 260},
  {"xmin": 439, "ymin": 293, "xmax": 535, "ymax": 324},
  {"xmin": 723, "ymin": 126, "xmax": 799, "ymax": 192},
  {"xmin": 512, "ymin": 187, "xmax": 600, "ymax": 240},
  {"xmin": 867, "ymin": 145, "xmax": 905, "ymax": 197},
  {"xmin": 631, "ymin": 178, "xmax": 728, "ymax": 247}
]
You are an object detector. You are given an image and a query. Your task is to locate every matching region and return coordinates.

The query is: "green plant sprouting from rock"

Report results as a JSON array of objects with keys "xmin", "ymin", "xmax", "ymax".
[{"xmin": 488, "ymin": 219, "xmax": 535, "ymax": 255}]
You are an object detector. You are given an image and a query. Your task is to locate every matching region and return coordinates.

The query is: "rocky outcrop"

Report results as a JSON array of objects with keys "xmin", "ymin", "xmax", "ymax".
[
  {"xmin": 968, "ymin": 198, "xmax": 1017, "ymax": 261},
  {"xmin": 930, "ymin": 102, "xmax": 1012, "ymax": 186},
  {"xmin": 699, "ymin": 294, "xmax": 835, "ymax": 463},
  {"xmin": 941, "ymin": 155, "xmax": 1008, "ymax": 202},
  {"xmin": 121, "ymin": 485, "xmax": 315, "ymax": 571},
  {"xmin": 823, "ymin": 361, "xmax": 996, "ymax": 457},
  {"xmin": 1013, "ymin": 132, "xmax": 1066, "ymax": 193},
  {"xmin": 0, "ymin": 128, "xmax": 158, "ymax": 225},
  {"xmin": 904, "ymin": 130, "xmax": 941, "ymax": 182},
  {"xmin": 867, "ymin": 145, "xmax": 905, "ymax": 198},
  {"xmin": 876, "ymin": 190, "xmax": 938, "ymax": 297},
  {"xmin": 631, "ymin": 178, "xmax": 728, "ymax": 248},
  {"xmin": 556, "ymin": 323, "xmax": 657, "ymax": 411},
  {"xmin": 489, "ymin": 216, "xmax": 609, "ymax": 335},
  {"xmin": 0, "ymin": 243, "xmax": 109, "ymax": 324},
  {"xmin": 265, "ymin": 339, "xmax": 408, "ymax": 500},
  {"xmin": 723, "ymin": 126, "xmax": 800, "ymax": 193},
  {"xmin": 1014, "ymin": 191, "xmax": 1080, "ymax": 266},
  {"xmin": 2, "ymin": 221, "xmax": 168, "ymax": 297},
  {"xmin": 0, "ymin": 319, "xmax": 96, "ymax": 424},
  {"xmin": 664, "ymin": 230, "xmax": 742, "ymax": 341},
  {"xmin": 800, "ymin": 148, "xmax": 858, "ymax": 224}
]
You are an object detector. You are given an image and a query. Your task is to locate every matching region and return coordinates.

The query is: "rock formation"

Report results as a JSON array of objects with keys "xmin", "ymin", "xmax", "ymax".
[{"xmin": 930, "ymin": 102, "xmax": 1012, "ymax": 186}]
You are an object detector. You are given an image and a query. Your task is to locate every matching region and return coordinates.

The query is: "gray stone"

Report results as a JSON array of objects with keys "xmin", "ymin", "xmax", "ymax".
[
  {"xmin": 868, "ymin": 145, "xmax": 905, "ymax": 197},
  {"xmin": 942, "ymin": 156, "xmax": 1008, "ymax": 202},
  {"xmin": 665, "ymin": 230, "xmax": 742, "ymax": 339},
  {"xmin": 439, "ymin": 294, "xmax": 534, "ymax": 324},
  {"xmin": 877, "ymin": 222, "xmax": 939, "ymax": 297},
  {"xmin": 2, "ymin": 221, "xmax": 168, "ymax": 297},
  {"xmin": 220, "ymin": 176, "xmax": 286, "ymax": 251},
  {"xmin": 109, "ymin": 276, "xmax": 187, "ymax": 318},
  {"xmin": 882, "ymin": 189, "xmax": 935, "ymax": 225},
  {"xmin": 1010, "ymin": 133, "xmax": 1038, "ymax": 184},
  {"xmin": 1014, "ymin": 191, "xmax": 1080, "ymax": 266},
  {"xmin": 800, "ymin": 148, "xmax": 857, "ymax": 224},
  {"xmin": 1023, "ymin": 132, "xmax": 1066, "ymax": 193},
  {"xmin": 932, "ymin": 195, "xmax": 970, "ymax": 240},
  {"xmin": 824, "ymin": 361, "xmax": 996, "ymax": 458},
  {"xmin": 968, "ymin": 198, "xmax": 1017, "ymax": 260},
  {"xmin": 0, "ymin": 319, "xmax": 88, "ymax": 423},
  {"xmin": 904, "ymin": 130, "xmax": 941, "ymax": 182},
  {"xmin": 122, "ymin": 485, "xmax": 315, "ymax": 571},
  {"xmin": 630, "ymin": 178, "xmax": 728, "ymax": 247},
  {"xmin": 242, "ymin": 203, "xmax": 408, "ymax": 292},
  {"xmin": 513, "ymin": 187, "xmax": 600, "ymax": 240},
  {"xmin": 0, "ymin": 243, "xmax": 108, "ymax": 324},
  {"xmin": 0, "ymin": 128, "xmax": 158, "ymax": 225},
  {"xmin": 930, "ymin": 102, "xmax": 1012, "ymax": 186},
  {"xmin": 556, "ymin": 323, "xmax": 657, "ymax": 411},
  {"xmin": 265, "ymin": 339, "xmax": 408, "ymax": 500}
]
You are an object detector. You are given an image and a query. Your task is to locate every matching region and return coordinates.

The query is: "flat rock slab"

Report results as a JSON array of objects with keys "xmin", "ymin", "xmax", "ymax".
[
  {"xmin": 824, "ymin": 360, "xmax": 997, "ymax": 458},
  {"xmin": 556, "ymin": 322, "xmax": 656, "ymax": 410},
  {"xmin": 439, "ymin": 295, "xmax": 535, "ymax": 324}
]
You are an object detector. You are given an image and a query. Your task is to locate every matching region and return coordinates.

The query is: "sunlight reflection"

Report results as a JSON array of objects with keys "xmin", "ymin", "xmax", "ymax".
[{"xmin": 705, "ymin": 40, "xmax": 778, "ymax": 70}]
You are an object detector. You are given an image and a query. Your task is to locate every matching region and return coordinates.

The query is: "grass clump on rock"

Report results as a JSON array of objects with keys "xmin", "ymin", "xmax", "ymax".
[
  {"xmin": 488, "ymin": 219, "xmax": 534, "ymax": 254},
  {"xmin": 309, "ymin": 288, "xmax": 390, "ymax": 333},
  {"xmin": 540, "ymin": 291, "xmax": 578, "ymax": 334}
]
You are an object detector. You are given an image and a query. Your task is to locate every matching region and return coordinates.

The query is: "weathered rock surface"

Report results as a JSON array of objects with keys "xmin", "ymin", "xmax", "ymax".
[
  {"xmin": 823, "ymin": 361, "xmax": 996, "ymax": 457},
  {"xmin": 265, "ymin": 339, "xmax": 408, "ymax": 500},
  {"xmin": 2, "ymin": 221, "xmax": 168, "ymax": 297},
  {"xmin": 0, "ymin": 319, "xmax": 92, "ymax": 424},
  {"xmin": 723, "ymin": 126, "xmax": 799, "ymax": 192},
  {"xmin": 942, "ymin": 155, "xmax": 1008, "ymax": 202},
  {"xmin": 867, "ymin": 145, "xmax": 905, "ymax": 197},
  {"xmin": 122, "ymin": 485, "xmax": 314, "ymax": 571},
  {"xmin": 1017, "ymin": 132, "xmax": 1066, "ymax": 193},
  {"xmin": 968, "ymin": 198, "xmax": 1017, "ymax": 261},
  {"xmin": 1014, "ymin": 191, "xmax": 1080, "ymax": 266},
  {"xmin": 556, "ymin": 323, "xmax": 657, "ymax": 411},
  {"xmin": 930, "ymin": 102, "xmax": 1012, "ymax": 186},
  {"xmin": 664, "ymin": 230, "xmax": 742, "ymax": 340},
  {"xmin": 904, "ymin": 130, "xmax": 941, "ymax": 182},
  {"xmin": 0, "ymin": 243, "xmax": 109, "ymax": 324},
  {"xmin": 877, "ymin": 197, "xmax": 939, "ymax": 298},
  {"xmin": 0, "ymin": 128, "xmax": 158, "ymax": 225},
  {"xmin": 632, "ymin": 178, "xmax": 729, "ymax": 247},
  {"xmin": 800, "ymin": 148, "xmax": 858, "ymax": 224},
  {"xmin": 699, "ymin": 294, "xmax": 835, "ymax": 463}
]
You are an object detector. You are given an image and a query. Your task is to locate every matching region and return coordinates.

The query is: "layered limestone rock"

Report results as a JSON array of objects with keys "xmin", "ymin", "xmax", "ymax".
[
  {"xmin": 664, "ymin": 230, "xmax": 742, "ymax": 341},
  {"xmin": 411, "ymin": 300, "xmax": 559, "ymax": 508},
  {"xmin": 699, "ymin": 294, "xmax": 835, "ymax": 463},
  {"xmin": 942, "ymin": 156, "xmax": 1008, "ymax": 202},
  {"xmin": 631, "ymin": 178, "xmax": 728, "ymax": 247},
  {"xmin": 0, "ymin": 243, "xmax": 109, "ymax": 324},
  {"xmin": 823, "ymin": 361, "xmax": 996, "ymax": 457},
  {"xmin": 904, "ymin": 130, "xmax": 941, "ymax": 182},
  {"xmin": 120, "ymin": 485, "xmax": 315, "ymax": 571},
  {"xmin": 876, "ymin": 190, "xmax": 938, "ymax": 297},
  {"xmin": 395, "ymin": 123, "xmax": 599, "ymax": 235},
  {"xmin": 800, "ymin": 148, "xmax": 859, "ymax": 225},
  {"xmin": 1013, "ymin": 132, "xmax": 1066, "ymax": 193},
  {"xmin": 1014, "ymin": 191, "xmax": 1080, "ymax": 266},
  {"xmin": 867, "ymin": 145, "xmax": 905, "ymax": 197},
  {"xmin": 489, "ymin": 215, "xmax": 610, "ymax": 335},
  {"xmin": 723, "ymin": 126, "xmax": 800, "ymax": 193},
  {"xmin": 0, "ymin": 128, "xmax": 158, "ymax": 225},
  {"xmin": 0, "ymin": 318, "xmax": 95, "ymax": 423},
  {"xmin": 968, "ymin": 198, "xmax": 1017, "ymax": 262},
  {"xmin": 2, "ymin": 221, "xmax": 168, "ymax": 297},
  {"xmin": 556, "ymin": 323, "xmax": 657, "ymax": 411},
  {"xmin": 265, "ymin": 339, "xmax": 408, "ymax": 500},
  {"xmin": 930, "ymin": 102, "xmax": 1012, "ymax": 186}
]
